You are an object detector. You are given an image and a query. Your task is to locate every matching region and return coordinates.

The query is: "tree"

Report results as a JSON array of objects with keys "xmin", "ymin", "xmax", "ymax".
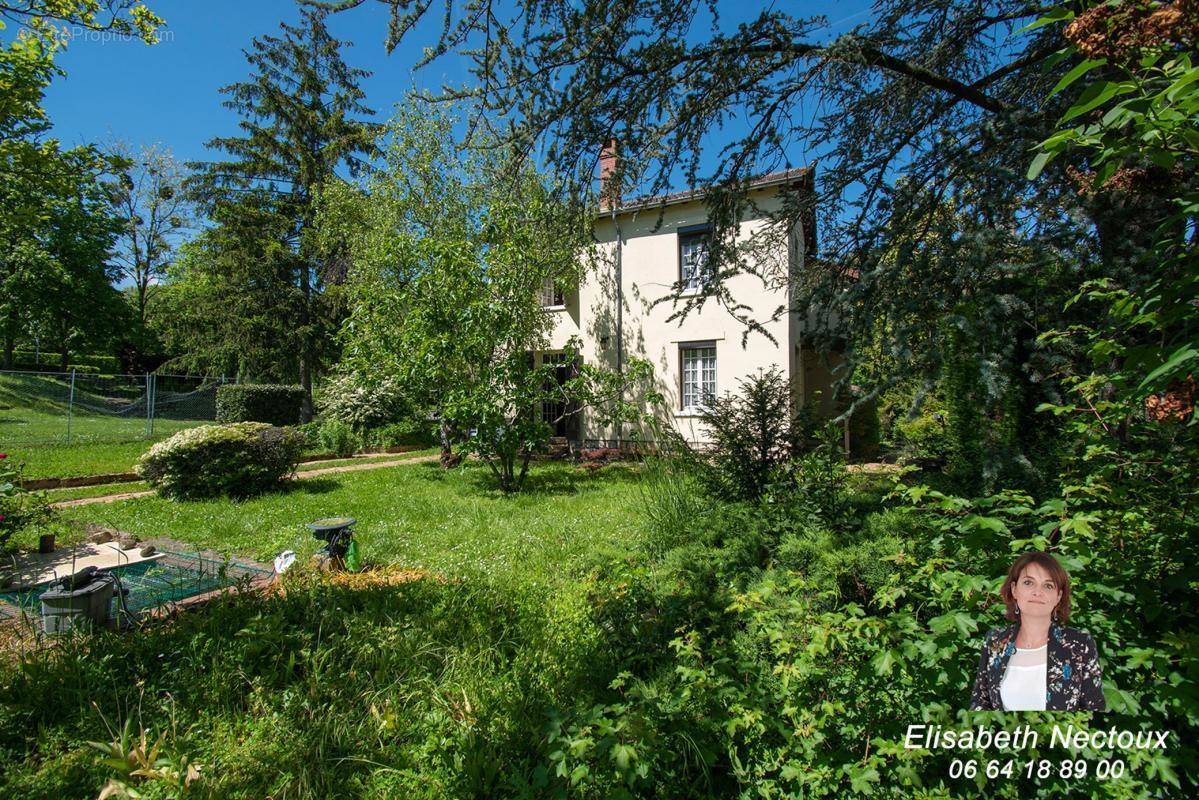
[
  {"xmin": 106, "ymin": 141, "xmax": 194, "ymax": 326},
  {"xmin": 1, "ymin": 1, "xmax": 163, "ymax": 367},
  {"xmin": 189, "ymin": 6, "xmax": 377, "ymax": 417},
  {"xmin": 151, "ymin": 192, "xmax": 305, "ymax": 381},
  {"xmin": 327, "ymin": 0, "xmax": 1162, "ymax": 481},
  {"xmin": 0, "ymin": 146, "xmax": 126, "ymax": 369},
  {"xmin": 320, "ymin": 102, "xmax": 656, "ymax": 491}
]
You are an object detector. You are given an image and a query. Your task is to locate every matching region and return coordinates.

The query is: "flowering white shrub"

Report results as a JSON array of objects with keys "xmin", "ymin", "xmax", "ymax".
[{"xmin": 317, "ymin": 373, "xmax": 406, "ymax": 431}]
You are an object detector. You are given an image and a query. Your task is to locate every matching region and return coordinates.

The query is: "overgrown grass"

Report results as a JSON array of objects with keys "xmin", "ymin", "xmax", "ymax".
[{"xmin": 1, "ymin": 461, "xmax": 649, "ymax": 799}]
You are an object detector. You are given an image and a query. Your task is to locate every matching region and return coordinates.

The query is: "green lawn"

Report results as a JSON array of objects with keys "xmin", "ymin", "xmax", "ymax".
[
  {"xmin": 5, "ymin": 460, "xmax": 653, "ymax": 798},
  {"xmin": 9, "ymin": 440, "xmax": 157, "ymax": 479},
  {"xmin": 1, "ymin": 371, "xmax": 214, "ymax": 478},
  {"xmin": 58, "ymin": 460, "xmax": 646, "ymax": 583}
]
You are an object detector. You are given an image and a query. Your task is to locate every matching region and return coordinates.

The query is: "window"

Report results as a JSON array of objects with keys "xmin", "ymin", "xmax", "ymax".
[
  {"xmin": 680, "ymin": 343, "xmax": 716, "ymax": 411},
  {"xmin": 540, "ymin": 278, "xmax": 565, "ymax": 308},
  {"xmin": 679, "ymin": 228, "xmax": 713, "ymax": 293}
]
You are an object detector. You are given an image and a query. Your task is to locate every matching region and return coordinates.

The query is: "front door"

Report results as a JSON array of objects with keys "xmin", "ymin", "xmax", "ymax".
[{"xmin": 541, "ymin": 352, "xmax": 578, "ymax": 439}]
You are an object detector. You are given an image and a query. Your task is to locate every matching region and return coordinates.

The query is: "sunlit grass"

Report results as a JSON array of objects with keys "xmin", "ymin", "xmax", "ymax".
[{"xmin": 59, "ymin": 460, "xmax": 647, "ymax": 584}]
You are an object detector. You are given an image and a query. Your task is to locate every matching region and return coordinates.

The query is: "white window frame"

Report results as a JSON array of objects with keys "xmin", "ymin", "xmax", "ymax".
[
  {"xmin": 540, "ymin": 277, "xmax": 566, "ymax": 309},
  {"xmin": 680, "ymin": 343, "xmax": 716, "ymax": 412},
  {"xmin": 679, "ymin": 228, "xmax": 713, "ymax": 294}
]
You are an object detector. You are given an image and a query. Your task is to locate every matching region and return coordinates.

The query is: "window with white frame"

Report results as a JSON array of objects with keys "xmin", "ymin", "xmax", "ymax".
[
  {"xmin": 679, "ymin": 229, "xmax": 712, "ymax": 293},
  {"xmin": 680, "ymin": 343, "xmax": 716, "ymax": 411},
  {"xmin": 540, "ymin": 277, "xmax": 565, "ymax": 308}
]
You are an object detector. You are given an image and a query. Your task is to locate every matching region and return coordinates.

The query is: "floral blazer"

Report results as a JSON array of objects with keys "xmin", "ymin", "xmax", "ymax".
[{"xmin": 969, "ymin": 622, "xmax": 1106, "ymax": 711}]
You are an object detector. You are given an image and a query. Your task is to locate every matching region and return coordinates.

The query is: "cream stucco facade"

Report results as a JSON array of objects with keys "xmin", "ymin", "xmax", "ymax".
[{"xmin": 542, "ymin": 171, "xmax": 840, "ymax": 446}]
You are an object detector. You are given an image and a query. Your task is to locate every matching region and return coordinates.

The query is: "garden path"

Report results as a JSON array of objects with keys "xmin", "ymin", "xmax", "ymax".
[{"xmin": 50, "ymin": 453, "xmax": 441, "ymax": 509}]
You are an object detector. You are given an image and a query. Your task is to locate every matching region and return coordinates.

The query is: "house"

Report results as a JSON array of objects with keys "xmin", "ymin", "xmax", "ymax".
[{"xmin": 541, "ymin": 140, "xmax": 844, "ymax": 447}]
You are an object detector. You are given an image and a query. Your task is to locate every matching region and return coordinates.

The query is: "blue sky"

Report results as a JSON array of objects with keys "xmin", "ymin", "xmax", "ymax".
[{"xmin": 29, "ymin": 0, "xmax": 876, "ymax": 188}]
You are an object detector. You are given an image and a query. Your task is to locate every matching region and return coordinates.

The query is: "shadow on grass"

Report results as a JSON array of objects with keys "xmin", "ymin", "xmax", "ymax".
[
  {"xmin": 0, "ymin": 568, "xmax": 625, "ymax": 798},
  {"xmin": 276, "ymin": 477, "xmax": 341, "ymax": 496},
  {"xmin": 454, "ymin": 460, "xmax": 644, "ymax": 497}
]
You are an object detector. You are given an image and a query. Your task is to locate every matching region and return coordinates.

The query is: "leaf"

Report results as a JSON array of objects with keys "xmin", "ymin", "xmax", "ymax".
[
  {"xmin": 1137, "ymin": 345, "xmax": 1199, "ymax": 392},
  {"xmin": 963, "ymin": 514, "xmax": 1010, "ymax": 535},
  {"xmin": 871, "ymin": 648, "xmax": 897, "ymax": 676},
  {"xmin": 1019, "ymin": 8, "xmax": 1074, "ymax": 32},
  {"xmin": 1049, "ymin": 59, "xmax": 1105, "ymax": 98},
  {"xmin": 611, "ymin": 743, "xmax": 636, "ymax": 771},
  {"xmin": 1062, "ymin": 81, "xmax": 1132, "ymax": 123},
  {"xmin": 1027, "ymin": 150, "xmax": 1054, "ymax": 180}
]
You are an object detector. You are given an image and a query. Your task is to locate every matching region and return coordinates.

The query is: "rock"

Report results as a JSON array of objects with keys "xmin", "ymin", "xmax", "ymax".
[
  {"xmin": 139, "ymin": 545, "xmax": 156, "ymax": 557},
  {"xmin": 116, "ymin": 533, "xmax": 138, "ymax": 550},
  {"xmin": 85, "ymin": 524, "xmax": 115, "ymax": 544}
]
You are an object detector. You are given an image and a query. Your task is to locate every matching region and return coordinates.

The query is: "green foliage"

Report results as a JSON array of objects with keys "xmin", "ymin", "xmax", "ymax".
[
  {"xmin": 135, "ymin": 422, "xmax": 304, "ymax": 500},
  {"xmin": 317, "ymin": 418, "xmax": 360, "ymax": 458},
  {"xmin": 0, "ymin": 451, "xmax": 51, "ymax": 548},
  {"xmin": 365, "ymin": 419, "xmax": 434, "ymax": 450},
  {"xmin": 215, "ymin": 384, "xmax": 305, "ymax": 426},
  {"xmin": 893, "ymin": 405, "xmax": 950, "ymax": 465},
  {"xmin": 321, "ymin": 100, "xmax": 658, "ymax": 492},
  {"xmin": 317, "ymin": 371, "xmax": 406, "ymax": 431},
  {"xmin": 7, "ymin": 351, "xmax": 120, "ymax": 373},
  {"xmin": 692, "ymin": 366, "xmax": 798, "ymax": 502}
]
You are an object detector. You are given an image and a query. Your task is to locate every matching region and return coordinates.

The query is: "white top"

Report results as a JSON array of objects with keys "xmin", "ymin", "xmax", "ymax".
[{"xmin": 1000, "ymin": 645, "xmax": 1047, "ymax": 711}]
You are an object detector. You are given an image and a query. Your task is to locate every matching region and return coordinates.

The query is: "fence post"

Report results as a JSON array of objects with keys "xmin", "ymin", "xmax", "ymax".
[
  {"xmin": 145, "ymin": 373, "xmax": 153, "ymax": 439},
  {"xmin": 66, "ymin": 368, "xmax": 76, "ymax": 445}
]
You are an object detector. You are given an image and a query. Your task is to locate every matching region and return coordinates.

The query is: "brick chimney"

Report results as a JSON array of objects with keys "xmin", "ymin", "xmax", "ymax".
[{"xmin": 599, "ymin": 138, "xmax": 620, "ymax": 208}]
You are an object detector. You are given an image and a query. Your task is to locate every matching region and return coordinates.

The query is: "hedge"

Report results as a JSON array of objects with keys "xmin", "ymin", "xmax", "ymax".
[
  {"xmin": 136, "ymin": 422, "xmax": 305, "ymax": 500},
  {"xmin": 216, "ymin": 384, "xmax": 306, "ymax": 426},
  {"xmin": 6, "ymin": 351, "xmax": 120, "ymax": 374}
]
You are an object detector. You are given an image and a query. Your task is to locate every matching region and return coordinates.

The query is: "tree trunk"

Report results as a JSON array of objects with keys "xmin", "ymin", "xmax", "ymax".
[
  {"xmin": 59, "ymin": 343, "xmax": 69, "ymax": 372},
  {"xmin": 2, "ymin": 335, "xmax": 12, "ymax": 370}
]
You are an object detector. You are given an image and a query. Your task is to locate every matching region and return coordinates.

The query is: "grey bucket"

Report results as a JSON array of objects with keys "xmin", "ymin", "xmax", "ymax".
[{"xmin": 40, "ymin": 574, "xmax": 117, "ymax": 634}]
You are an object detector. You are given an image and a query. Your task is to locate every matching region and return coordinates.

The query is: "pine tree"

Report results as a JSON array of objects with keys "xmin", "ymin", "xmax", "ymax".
[{"xmin": 190, "ymin": 7, "xmax": 377, "ymax": 418}]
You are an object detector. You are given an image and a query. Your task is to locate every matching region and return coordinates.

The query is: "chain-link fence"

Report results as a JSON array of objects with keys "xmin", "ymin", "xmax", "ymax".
[{"xmin": 0, "ymin": 370, "xmax": 228, "ymax": 446}]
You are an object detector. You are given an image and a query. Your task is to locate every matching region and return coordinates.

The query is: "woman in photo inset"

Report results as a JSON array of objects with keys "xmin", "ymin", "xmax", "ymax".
[{"xmin": 970, "ymin": 551, "xmax": 1105, "ymax": 711}]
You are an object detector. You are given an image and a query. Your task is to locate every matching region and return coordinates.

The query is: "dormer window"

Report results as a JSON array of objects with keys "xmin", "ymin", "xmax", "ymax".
[
  {"xmin": 679, "ymin": 227, "xmax": 712, "ymax": 294},
  {"xmin": 540, "ymin": 278, "xmax": 565, "ymax": 309}
]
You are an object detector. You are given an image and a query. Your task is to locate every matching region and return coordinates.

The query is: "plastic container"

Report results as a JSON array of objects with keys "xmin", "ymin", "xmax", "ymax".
[{"xmin": 40, "ymin": 574, "xmax": 116, "ymax": 634}]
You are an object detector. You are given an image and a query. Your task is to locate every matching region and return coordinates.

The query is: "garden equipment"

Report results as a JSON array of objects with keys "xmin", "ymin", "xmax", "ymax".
[
  {"xmin": 40, "ymin": 567, "xmax": 117, "ymax": 633},
  {"xmin": 307, "ymin": 517, "xmax": 357, "ymax": 570}
]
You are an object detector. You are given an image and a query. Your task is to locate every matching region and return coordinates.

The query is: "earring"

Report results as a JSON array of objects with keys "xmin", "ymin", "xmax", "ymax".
[{"xmin": 1015, "ymin": 606, "xmax": 1021, "ymax": 616}]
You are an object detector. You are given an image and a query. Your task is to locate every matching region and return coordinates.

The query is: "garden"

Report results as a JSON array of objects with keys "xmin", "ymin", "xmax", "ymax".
[{"xmin": 2, "ymin": 1, "xmax": 1197, "ymax": 799}]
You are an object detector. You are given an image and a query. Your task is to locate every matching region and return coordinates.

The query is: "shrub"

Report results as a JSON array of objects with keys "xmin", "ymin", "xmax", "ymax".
[
  {"xmin": 317, "ymin": 372, "xmax": 406, "ymax": 431},
  {"xmin": 696, "ymin": 366, "xmax": 799, "ymax": 502},
  {"xmin": 215, "ymin": 384, "xmax": 306, "ymax": 426},
  {"xmin": 318, "ymin": 419, "xmax": 361, "ymax": 458},
  {"xmin": 136, "ymin": 423, "xmax": 305, "ymax": 500},
  {"xmin": 291, "ymin": 420, "xmax": 322, "ymax": 448},
  {"xmin": 366, "ymin": 419, "xmax": 434, "ymax": 450},
  {"xmin": 0, "ymin": 452, "xmax": 51, "ymax": 549},
  {"xmin": 894, "ymin": 407, "xmax": 950, "ymax": 465}
]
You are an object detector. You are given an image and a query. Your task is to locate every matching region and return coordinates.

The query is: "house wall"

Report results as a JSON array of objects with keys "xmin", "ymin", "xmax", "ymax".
[{"xmin": 545, "ymin": 188, "xmax": 834, "ymax": 445}]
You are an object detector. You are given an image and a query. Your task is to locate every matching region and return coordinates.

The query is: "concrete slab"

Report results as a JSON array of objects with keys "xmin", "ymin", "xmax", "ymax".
[{"xmin": 0, "ymin": 543, "xmax": 163, "ymax": 591}]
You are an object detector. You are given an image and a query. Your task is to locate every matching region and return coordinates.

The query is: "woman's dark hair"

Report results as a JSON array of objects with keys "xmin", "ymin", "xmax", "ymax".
[{"xmin": 999, "ymin": 551, "xmax": 1071, "ymax": 623}]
